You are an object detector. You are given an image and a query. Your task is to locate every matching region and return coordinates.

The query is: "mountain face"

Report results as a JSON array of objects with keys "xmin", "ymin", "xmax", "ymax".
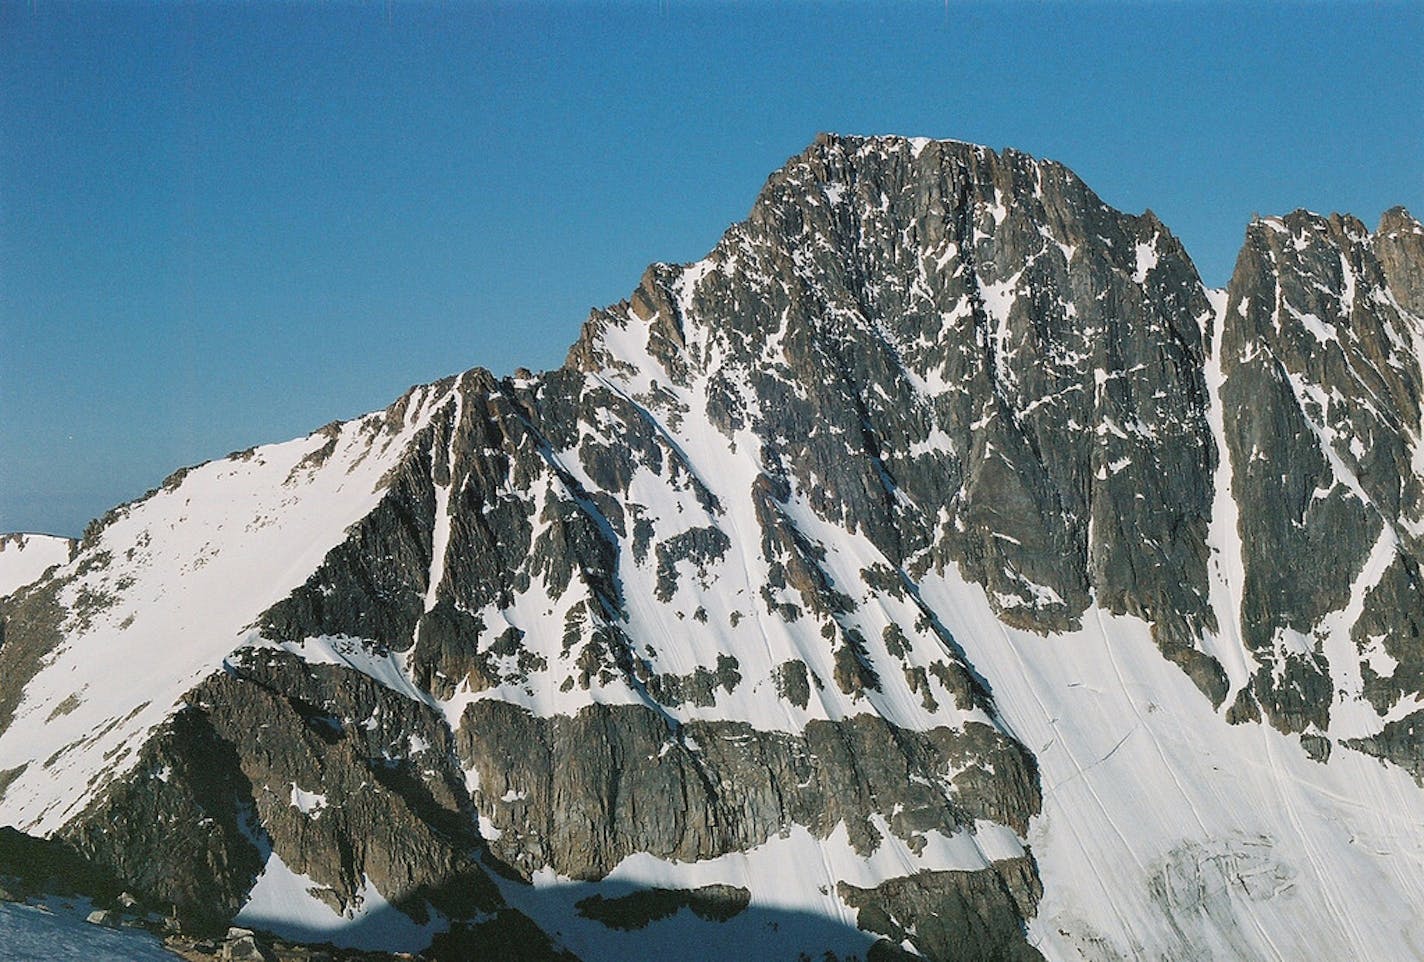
[{"xmin": 3, "ymin": 134, "xmax": 1423, "ymax": 962}]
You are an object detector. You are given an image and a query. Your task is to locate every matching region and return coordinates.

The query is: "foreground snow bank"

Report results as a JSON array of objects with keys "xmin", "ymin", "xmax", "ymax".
[{"xmin": 0, "ymin": 901, "xmax": 179, "ymax": 961}]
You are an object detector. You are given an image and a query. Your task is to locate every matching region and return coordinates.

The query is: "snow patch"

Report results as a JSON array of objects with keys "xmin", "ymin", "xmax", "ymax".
[
  {"xmin": 289, "ymin": 783, "xmax": 329, "ymax": 818},
  {"xmin": 1132, "ymin": 237, "xmax": 1160, "ymax": 284}
]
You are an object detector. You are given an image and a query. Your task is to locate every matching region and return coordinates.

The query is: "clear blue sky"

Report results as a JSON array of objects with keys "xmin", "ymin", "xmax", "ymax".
[{"xmin": 3, "ymin": 2, "xmax": 1420, "ymax": 537}]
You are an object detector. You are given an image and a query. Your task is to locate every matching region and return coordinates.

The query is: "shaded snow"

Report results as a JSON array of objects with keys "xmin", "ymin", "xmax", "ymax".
[
  {"xmin": 235, "ymin": 846, "xmax": 447, "ymax": 952},
  {"xmin": 0, "ymin": 901, "xmax": 179, "ymax": 961},
  {"xmin": 498, "ymin": 819, "xmax": 1023, "ymax": 962}
]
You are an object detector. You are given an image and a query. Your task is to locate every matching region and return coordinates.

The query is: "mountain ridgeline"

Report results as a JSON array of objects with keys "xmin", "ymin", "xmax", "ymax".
[{"xmin": 2, "ymin": 134, "xmax": 1423, "ymax": 962}]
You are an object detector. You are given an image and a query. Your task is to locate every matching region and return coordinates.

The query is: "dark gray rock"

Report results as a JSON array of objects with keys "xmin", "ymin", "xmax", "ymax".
[
  {"xmin": 838, "ymin": 857, "xmax": 1044, "ymax": 962},
  {"xmin": 1354, "ymin": 555, "xmax": 1424, "ymax": 719},
  {"xmin": 771, "ymin": 659, "xmax": 816, "ymax": 709},
  {"xmin": 646, "ymin": 652, "xmax": 742, "ymax": 708},
  {"xmin": 0, "ymin": 574, "xmax": 71, "ymax": 733},
  {"xmin": 1299, "ymin": 733, "xmax": 1332, "ymax": 763},
  {"xmin": 429, "ymin": 909, "xmax": 581, "ymax": 962},
  {"xmin": 455, "ymin": 699, "xmax": 1038, "ymax": 881},
  {"xmin": 63, "ymin": 647, "xmax": 503, "ymax": 932},
  {"xmin": 574, "ymin": 883, "xmax": 751, "ymax": 929}
]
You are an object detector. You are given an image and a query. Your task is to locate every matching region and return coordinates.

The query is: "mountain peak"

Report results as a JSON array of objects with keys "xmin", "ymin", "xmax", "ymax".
[
  {"xmin": 4, "ymin": 138, "xmax": 1424, "ymax": 962},
  {"xmin": 1378, "ymin": 204, "xmax": 1422, "ymax": 237},
  {"xmin": 570, "ymin": 133, "xmax": 1192, "ymax": 393}
]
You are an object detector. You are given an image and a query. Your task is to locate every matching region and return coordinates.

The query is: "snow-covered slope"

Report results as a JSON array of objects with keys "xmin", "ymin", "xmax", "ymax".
[
  {"xmin": 0, "ymin": 533, "xmax": 75, "ymax": 599},
  {"xmin": 0, "ymin": 384, "xmax": 453, "ymax": 833},
  {"xmin": 924, "ymin": 568, "xmax": 1424, "ymax": 961},
  {"xmin": 2, "ymin": 135, "xmax": 1423, "ymax": 962}
]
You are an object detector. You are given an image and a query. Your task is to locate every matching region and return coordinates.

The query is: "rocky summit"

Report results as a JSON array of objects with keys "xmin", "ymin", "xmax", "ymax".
[{"xmin": 2, "ymin": 134, "xmax": 1423, "ymax": 962}]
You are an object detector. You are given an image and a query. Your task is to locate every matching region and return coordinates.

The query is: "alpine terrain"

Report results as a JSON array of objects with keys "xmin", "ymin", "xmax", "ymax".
[{"xmin": 3, "ymin": 134, "xmax": 1423, "ymax": 961}]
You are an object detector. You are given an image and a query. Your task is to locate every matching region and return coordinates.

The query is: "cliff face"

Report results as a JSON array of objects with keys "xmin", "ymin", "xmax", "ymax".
[
  {"xmin": 2, "ymin": 135, "xmax": 1423, "ymax": 962},
  {"xmin": 1220, "ymin": 210, "xmax": 1424, "ymax": 746}
]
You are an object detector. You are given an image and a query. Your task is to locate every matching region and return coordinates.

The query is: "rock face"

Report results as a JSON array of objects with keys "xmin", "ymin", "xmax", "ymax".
[
  {"xmin": 838, "ymin": 858, "xmax": 1042, "ymax": 962},
  {"xmin": 64, "ymin": 647, "xmax": 500, "ymax": 929},
  {"xmin": 1219, "ymin": 209, "xmax": 1424, "ymax": 747},
  {"xmin": 1, "ymin": 135, "xmax": 1423, "ymax": 962},
  {"xmin": 456, "ymin": 701, "xmax": 1036, "ymax": 882}
]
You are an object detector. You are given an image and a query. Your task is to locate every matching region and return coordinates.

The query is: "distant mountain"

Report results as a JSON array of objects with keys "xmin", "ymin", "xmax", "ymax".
[{"xmin": 3, "ymin": 134, "xmax": 1423, "ymax": 962}]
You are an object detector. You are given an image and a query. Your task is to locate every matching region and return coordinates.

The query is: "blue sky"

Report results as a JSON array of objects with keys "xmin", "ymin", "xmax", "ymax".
[{"xmin": 3, "ymin": 2, "xmax": 1421, "ymax": 537}]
